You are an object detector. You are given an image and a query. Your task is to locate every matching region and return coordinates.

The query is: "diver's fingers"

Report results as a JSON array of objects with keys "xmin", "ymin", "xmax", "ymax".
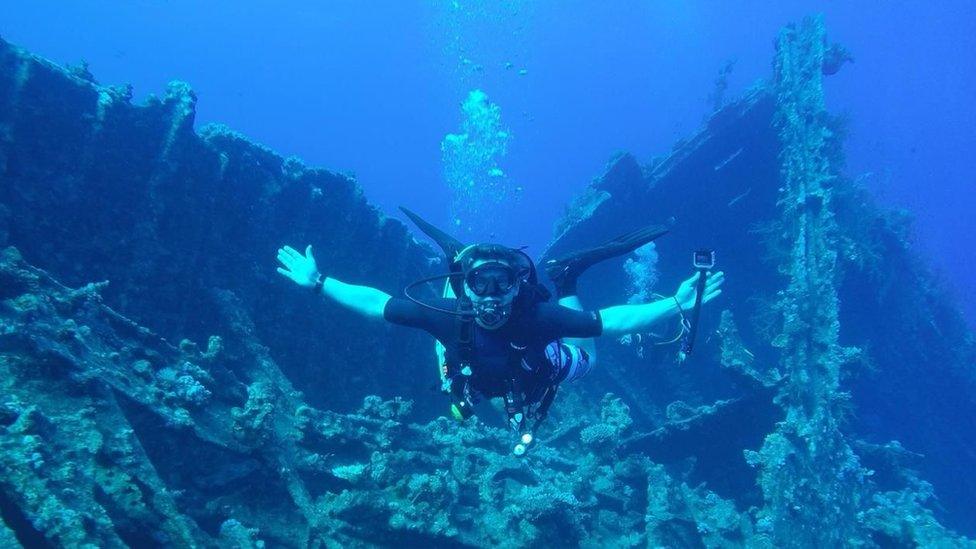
[
  {"xmin": 283, "ymin": 246, "xmax": 304, "ymax": 261},
  {"xmin": 706, "ymin": 273, "xmax": 725, "ymax": 290},
  {"xmin": 703, "ymin": 289, "xmax": 723, "ymax": 304},
  {"xmin": 277, "ymin": 249, "xmax": 294, "ymax": 265},
  {"xmin": 306, "ymin": 245, "xmax": 316, "ymax": 264},
  {"xmin": 278, "ymin": 246, "xmax": 294, "ymax": 258},
  {"xmin": 277, "ymin": 251, "xmax": 298, "ymax": 270},
  {"xmin": 276, "ymin": 267, "xmax": 294, "ymax": 280}
]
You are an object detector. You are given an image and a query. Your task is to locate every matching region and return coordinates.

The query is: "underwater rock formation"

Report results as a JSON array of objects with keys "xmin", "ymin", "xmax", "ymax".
[{"xmin": 0, "ymin": 15, "xmax": 973, "ymax": 548}]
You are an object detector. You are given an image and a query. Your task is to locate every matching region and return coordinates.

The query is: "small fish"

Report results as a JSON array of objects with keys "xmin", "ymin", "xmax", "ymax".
[
  {"xmin": 727, "ymin": 188, "xmax": 752, "ymax": 207},
  {"xmin": 714, "ymin": 147, "xmax": 743, "ymax": 171}
]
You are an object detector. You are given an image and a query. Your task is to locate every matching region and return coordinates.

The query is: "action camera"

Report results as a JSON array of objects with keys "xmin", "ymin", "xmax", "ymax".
[{"xmin": 693, "ymin": 250, "xmax": 715, "ymax": 270}]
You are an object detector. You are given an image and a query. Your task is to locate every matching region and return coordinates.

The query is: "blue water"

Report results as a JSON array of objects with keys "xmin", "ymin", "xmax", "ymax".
[{"xmin": 3, "ymin": 1, "xmax": 973, "ymax": 324}]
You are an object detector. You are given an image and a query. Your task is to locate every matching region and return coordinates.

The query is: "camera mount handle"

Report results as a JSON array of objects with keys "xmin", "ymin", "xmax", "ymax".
[{"xmin": 679, "ymin": 250, "xmax": 713, "ymax": 361}]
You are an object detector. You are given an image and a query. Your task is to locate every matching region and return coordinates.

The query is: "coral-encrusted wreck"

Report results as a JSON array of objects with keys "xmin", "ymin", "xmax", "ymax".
[{"xmin": 1, "ymin": 17, "xmax": 973, "ymax": 547}]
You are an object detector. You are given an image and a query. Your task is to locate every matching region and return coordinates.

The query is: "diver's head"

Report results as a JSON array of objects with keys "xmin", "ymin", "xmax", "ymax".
[
  {"xmin": 456, "ymin": 244, "xmax": 533, "ymax": 329},
  {"xmin": 463, "ymin": 262, "xmax": 520, "ymax": 329}
]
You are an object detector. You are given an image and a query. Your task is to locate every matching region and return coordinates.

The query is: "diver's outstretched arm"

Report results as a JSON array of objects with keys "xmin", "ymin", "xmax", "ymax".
[
  {"xmin": 599, "ymin": 271, "xmax": 724, "ymax": 336},
  {"xmin": 319, "ymin": 278, "xmax": 392, "ymax": 319},
  {"xmin": 558, "ymin": 295, "xmax": 598, "ymax": 364},
  {"xmin": 276, "ymin": 244, "xmax": 391, "ymax": 319}
]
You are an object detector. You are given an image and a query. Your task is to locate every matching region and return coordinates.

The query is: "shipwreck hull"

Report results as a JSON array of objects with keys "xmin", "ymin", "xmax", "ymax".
[
  {"xmin": 544, "ymin": 17, "xmax": 976, "ymax": 539},
  {"xmin": 0, "ymin": 37, "xmax": 444, "ymax": 418},
  {"xmin": 1, "ymin": 16, "xmax": 973, "ymax": 547}
]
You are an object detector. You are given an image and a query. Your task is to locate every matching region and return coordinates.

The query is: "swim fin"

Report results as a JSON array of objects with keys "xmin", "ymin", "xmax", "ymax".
[
  {"xmin": 400, "ymin": 206, "xmax": 469, "ymax": 297},
  {"xmin": 545, "ymin": 222, "xmax": 671, "ymax": 297},
  {"xmin": 399, "ymin": 206, "xmax": 466, "ymax": 261}
]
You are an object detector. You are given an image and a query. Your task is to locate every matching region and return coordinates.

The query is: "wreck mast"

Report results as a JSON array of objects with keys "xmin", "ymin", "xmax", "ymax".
[{"xmin": 752, "ymin": 15, "xmax": 866, "ymax": 545}]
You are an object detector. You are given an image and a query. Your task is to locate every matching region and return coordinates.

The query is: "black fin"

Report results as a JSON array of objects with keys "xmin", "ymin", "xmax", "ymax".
[
  {"xmin": 400, "ymin": 206, "xmax": 466, "ymax": 261},
  {"xmin": 545, "ymin": 222, "xmax": 671, "ymax": 298},
  {"xmin": 400, "ymin": 206, "xmax": 467, "ymax": 297}
]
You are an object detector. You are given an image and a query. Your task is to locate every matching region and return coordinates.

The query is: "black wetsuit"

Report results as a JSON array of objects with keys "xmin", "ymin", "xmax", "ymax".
[{"xmin": 383, "ymin": 297, "xmax": 602, "ymax": 398}]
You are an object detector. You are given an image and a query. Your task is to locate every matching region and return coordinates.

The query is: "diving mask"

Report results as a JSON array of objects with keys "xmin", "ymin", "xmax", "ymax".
[
  {"xmin": 462, "ymin": 264, "xmax": 520, "ymax": 329},
  {"xmin": 465, "ymin": 264, "xmax": 520, "ymax": 297}
]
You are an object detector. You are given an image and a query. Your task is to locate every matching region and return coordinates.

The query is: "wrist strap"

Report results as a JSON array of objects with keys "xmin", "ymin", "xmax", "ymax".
[
  {"xmin": 312, "ymin": 273, "xmax": 326, "ymax": 294},
  {"xmin": 673, "ymin": 296, "xmax": 690, "ymax": 330}
]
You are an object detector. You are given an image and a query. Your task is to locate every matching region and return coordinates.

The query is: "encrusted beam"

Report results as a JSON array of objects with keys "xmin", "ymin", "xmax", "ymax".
[{"xmin": 748, "ymin": 16, "xmax": 867, "ymax": 545}]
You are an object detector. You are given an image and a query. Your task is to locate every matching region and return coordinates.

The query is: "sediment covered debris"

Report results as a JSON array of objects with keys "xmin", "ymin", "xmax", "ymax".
[{"xmin": 1, "ymin": 247, "xmax": 766, "ymax": 546}]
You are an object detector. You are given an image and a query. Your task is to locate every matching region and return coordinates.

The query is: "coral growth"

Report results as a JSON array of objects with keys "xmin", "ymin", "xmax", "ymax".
[
  {"xmin": 749, "ymin": 16, "xmax": 869, "ymax": 546},
  {"xmin": 0, "ymin": 248, "xmax": 766, "ymax": 546}
]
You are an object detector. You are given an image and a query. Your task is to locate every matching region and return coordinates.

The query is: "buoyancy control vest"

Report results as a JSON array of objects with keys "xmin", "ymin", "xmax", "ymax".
[{"xmin": 446, "ymin": 293, "xmax": 560, "ymax": 435}]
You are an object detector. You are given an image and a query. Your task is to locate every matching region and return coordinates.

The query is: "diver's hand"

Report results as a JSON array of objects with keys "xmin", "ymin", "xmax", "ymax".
[
  {"xmin": 673, "ymin": 270, "xmax": 724, "ymax": 310},
  {"xmin": 276, "ymin": 245, "xmax": 320, "ymax": 288}
]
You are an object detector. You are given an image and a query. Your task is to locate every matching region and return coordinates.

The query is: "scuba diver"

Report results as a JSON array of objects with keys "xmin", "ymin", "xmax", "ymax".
[{"xmin": 276, "ymin": 209, "xmax": 724, "ymax": 454}]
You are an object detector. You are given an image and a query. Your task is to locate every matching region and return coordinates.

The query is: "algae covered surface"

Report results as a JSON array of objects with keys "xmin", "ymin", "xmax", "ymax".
[{"xmin": 1, "ymin": 16, "xmax": 975, "ymax": 548}]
